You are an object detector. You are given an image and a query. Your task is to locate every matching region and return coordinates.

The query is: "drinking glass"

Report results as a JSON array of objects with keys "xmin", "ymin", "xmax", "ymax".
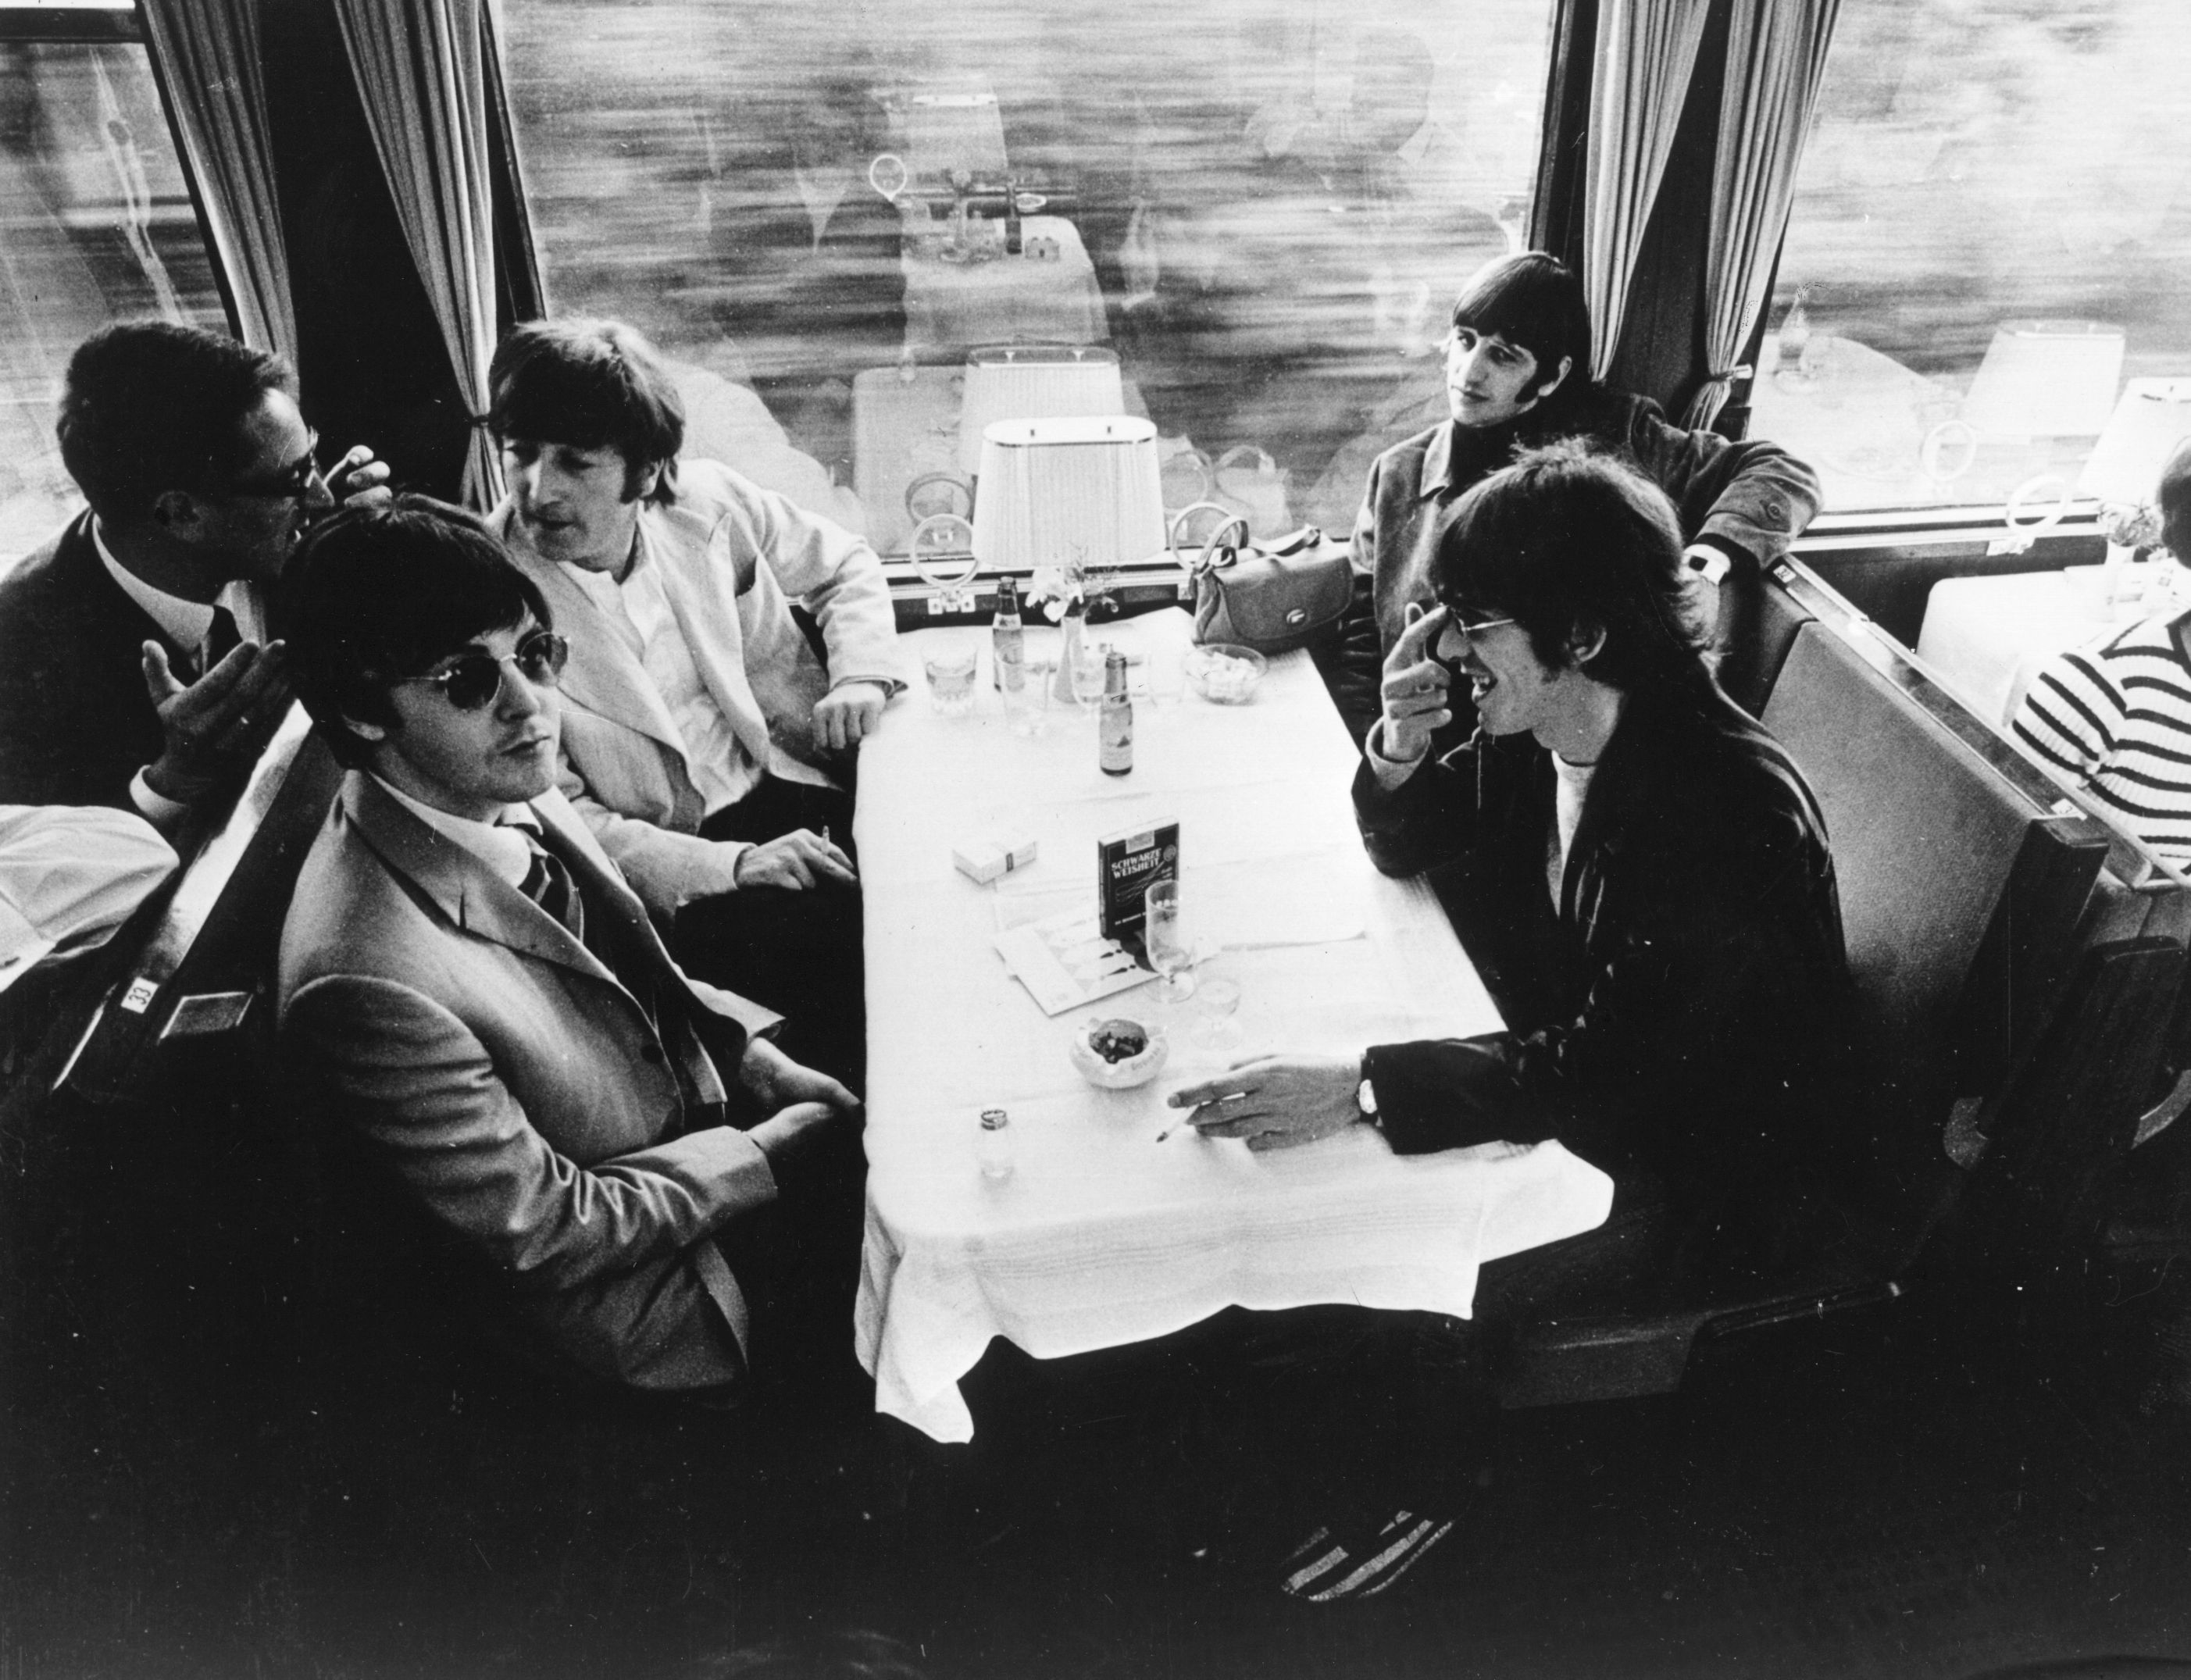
[
  {"xmin": 1188, "ymin": 974, "xmax": 1243, "ymax": 1050},
  {"xmin": 923, "ymin": 644, "xmax": 981, "ymax": 715},
  {"xmin": 1070, "ymin": 642, "xmax": 1111, "ymax": 713},
  {"xmin": 1144, "ymin": 650, "xmax": 1186, "ymax": 712},
  {"xmin": 1001, "ymin": 658, "xmax": 1051, "ymax": 736},
  {"xmin": 1142, "ymin": 880, "xmax": 1197, "ymax": 1003}
]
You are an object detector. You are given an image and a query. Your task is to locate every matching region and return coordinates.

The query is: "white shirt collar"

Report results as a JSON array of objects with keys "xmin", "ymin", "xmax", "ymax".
[
  {"xmin": 93, "ymin": 517, "xmax": 214, "ymax": 650},
  {"xmin": 370, "ymin": 775, "xmax": 537, "ymax": 891},
  {"xmin": 91, "ymin": 518, "xmax": 265, "ymax": 648}
]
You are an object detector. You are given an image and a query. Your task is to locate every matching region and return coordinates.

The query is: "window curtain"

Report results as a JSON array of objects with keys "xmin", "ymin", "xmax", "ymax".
[
  {"xmin": 137, "ymin": 0, "xmax": 295, "ymax": 355},
  {"xmin": 328, "ymin": 0, "xmax": 503, "ymax": 506},
  {"xmin": 1582, "ymin": 0, "xmax": 1713, "ymax": 383},
  {"xmin": 1683, "ymin": 0, "xmax": 1842, "ymax": 430}
]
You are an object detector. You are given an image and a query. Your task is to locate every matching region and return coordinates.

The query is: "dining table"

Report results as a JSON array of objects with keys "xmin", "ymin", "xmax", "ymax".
[{"xmin": 851, "ymin": 608, "xmax": 1615, "ymax": 1442}]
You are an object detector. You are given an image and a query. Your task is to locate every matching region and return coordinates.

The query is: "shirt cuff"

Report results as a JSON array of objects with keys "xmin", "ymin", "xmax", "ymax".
[
  {"xmin": 130, "ymin": 767, "xmax": 194, "ymax": 833},
  {"xmin": 1683, "ymin": 542, "xmax": 1734, "ymax": 585},
  {"xmin": 1363, "ymin": 720, "xmax": 1428, "ymax": 790}
]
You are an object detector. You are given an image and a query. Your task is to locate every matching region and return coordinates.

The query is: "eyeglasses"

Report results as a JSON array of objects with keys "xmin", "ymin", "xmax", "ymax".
[
  {"xmin": 392, "ymin": 630, "xmax": 570, "ymax": 711},
  {"xmin": 228, "ymin": 430, "xmax": 323, "ymax": 501},
  {"xmin": 1444, "ymin": 610, "xmax": 1517, "ymax": 641}
]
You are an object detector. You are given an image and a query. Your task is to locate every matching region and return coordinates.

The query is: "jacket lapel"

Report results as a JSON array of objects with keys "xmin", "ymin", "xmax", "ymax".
[
  {"xmin": 489, "ymin": 508, "xmax": 694, "ymax": 759},
  {"xmin": 645, "ymin": 506, "xmax": 780, "ymax": 771},
  {"xmin": 342, "ymin": 773, "xmax": 618, "ymax": 987}
]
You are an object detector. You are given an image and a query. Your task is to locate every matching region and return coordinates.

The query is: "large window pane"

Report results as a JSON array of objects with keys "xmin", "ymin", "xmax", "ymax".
[
  {"xmin": 502, "ymin": 0, "xmax": 1555, "ymax": 552},
  {"xmin": 1762, "ymin": 0, "xmax": 2191, "ymax": 517},
  {"xmin": 0, "ymin": 34, "xmax": 227, "ymax": 559}
]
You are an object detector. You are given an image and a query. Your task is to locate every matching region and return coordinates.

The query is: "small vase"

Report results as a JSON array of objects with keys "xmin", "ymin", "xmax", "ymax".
[{"xmin": 1054, "ymin": 605, "xmax": 1086, "ymax": 703}]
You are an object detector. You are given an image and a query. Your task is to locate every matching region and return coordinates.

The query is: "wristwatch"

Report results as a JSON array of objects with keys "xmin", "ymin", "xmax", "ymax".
[{"xmin": 1356, "ymin": 1065, "xmax": 1379, "ymax": 1123}]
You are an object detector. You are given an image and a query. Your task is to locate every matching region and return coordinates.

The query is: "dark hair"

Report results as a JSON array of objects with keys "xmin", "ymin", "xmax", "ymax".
[
  {"xmin": 1449, "ymin": 252, "xmax": 1593, "ymax": 396},
  {"xmin": 277, "ymin": 495, "xmax": 551, "ymax": 765},
  {"xmin": 57, "ymin": 321, "xmax": 295, "ymax": 524},
  {"xmin": 688, "ymin": 1631, "xmax": 929, "ymax": 1680},
  {"xmin": 1429, "ymin": 440, "xmax": 1710, "ymax": 694},
  {"xmin": 2161, "ymin": 438, "xmax": 2191, "ymax": 562},
  {"xmin": 488, "ymin": 317, "xmax": 683, "ymax": 505}
]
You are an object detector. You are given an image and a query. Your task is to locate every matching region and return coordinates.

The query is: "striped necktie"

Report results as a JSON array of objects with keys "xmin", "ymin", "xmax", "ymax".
[{"xmin": 512, "ymin": 830, "xmax": 584, "ymax": 945}]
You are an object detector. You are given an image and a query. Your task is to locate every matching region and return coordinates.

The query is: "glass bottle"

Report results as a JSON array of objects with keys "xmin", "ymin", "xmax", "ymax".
[
  {"xmin": 977, "ymin": 1108, "xmax": 1014, "ymax": 1180},
  {"xmin": 1099, "ymin": 649, "xmax": 1133, "ymax": 776},
  {"xmin": 991, "ymin": 574, "xmax": 1025, "ymax": 691}
]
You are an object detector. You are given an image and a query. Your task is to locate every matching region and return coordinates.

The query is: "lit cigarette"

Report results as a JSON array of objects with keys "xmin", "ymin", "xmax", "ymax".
[{"xmin": 1155, "ymin": 1094, "xmax": 1245, "ymax": 1142}]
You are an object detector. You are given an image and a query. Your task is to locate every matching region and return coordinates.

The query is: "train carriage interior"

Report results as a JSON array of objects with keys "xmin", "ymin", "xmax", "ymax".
[{"xmin": 9, "ymin": 0, "xmax": 2191, "ymax": 1675}]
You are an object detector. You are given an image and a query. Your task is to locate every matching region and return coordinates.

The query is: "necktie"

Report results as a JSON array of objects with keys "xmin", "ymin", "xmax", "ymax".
[
  {"xmin": 516, "ymin": 834, "xmax": 584, "ymax": 946},
  {"xmin": 198, "ymin": 605, "xmax": 241, "ymax": 679}
]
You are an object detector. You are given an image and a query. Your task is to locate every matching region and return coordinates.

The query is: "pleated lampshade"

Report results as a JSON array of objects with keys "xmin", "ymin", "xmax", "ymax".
[
  {"xmin": 958, "ymin": 345, "xmax": 1126, "ymax": 476},
  {"xmin": 2079, "ymin": 379, "xmax": 2191, "ymax": 507},
  {"xmin": 970, "ymin": 417, "xmax": 1166, "ymax": 572},
  {"xmin": 1962, "ymin": 320, "xmax": 2123, "ymax": 438}
]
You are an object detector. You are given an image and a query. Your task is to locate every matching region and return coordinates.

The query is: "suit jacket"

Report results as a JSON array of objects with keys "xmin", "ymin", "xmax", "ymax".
[
  {"xmin": 0, "ymin": 513, "xmax": 183, "ymax": 811},
  {"xmin": 488, "ymin": 458, "xmax": 908, "ymax": 914},
  {"xmin": 1329, "ymin": 396, "xmax": 1822, "ymax": 740},
  {"xmin": 1354, "ymin": 677, "xmax": 1864, "ymax": 1279},
  {"xmin": 277, "ymin": 772, "xmax": 787, "ymax": 1393}
]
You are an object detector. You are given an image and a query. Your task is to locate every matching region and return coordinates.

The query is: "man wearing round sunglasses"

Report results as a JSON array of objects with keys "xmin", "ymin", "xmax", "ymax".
[
  {"xmin": 0, "ymin": 321, "xmax": 389, "ymax": 833},
  {"xmin": 277, "ymin": 498, "xmax": 865, "ymax": 1407},
  {"xmin": 1322, "ymin": 251, "xmax": 1820, "ymax": 745}
]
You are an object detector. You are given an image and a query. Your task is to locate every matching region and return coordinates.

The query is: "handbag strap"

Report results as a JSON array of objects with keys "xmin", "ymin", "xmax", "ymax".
[{"xmin": 1168, "ymin": 501, "xmax": 1251, "ymax": 576}]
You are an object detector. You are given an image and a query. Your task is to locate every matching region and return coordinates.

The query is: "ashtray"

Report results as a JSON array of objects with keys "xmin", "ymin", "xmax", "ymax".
[
  {"xmin": 1184, "ymin": 643, "xmax": 1268, "ymax": 704},
  {"xmin": 1068, "ymin": 1013, "xmax": 1169, "ymax": 1090}
]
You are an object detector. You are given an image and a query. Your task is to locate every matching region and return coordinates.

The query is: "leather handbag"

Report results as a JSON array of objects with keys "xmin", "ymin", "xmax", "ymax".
[{"xmin": 1171, "ymin": 501, "xmax": 1351, "ymax": 655}]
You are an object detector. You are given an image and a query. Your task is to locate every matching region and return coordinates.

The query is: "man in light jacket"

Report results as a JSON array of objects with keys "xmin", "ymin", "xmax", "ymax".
[{"xmin": 484, "ymin": 317, "xmax": 907, "ymax": 1077}]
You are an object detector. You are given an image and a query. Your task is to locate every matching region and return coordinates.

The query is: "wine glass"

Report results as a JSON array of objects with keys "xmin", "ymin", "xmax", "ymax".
[
  {"xmin": 1142, "ymin": 880, "xmax": 1197, "ymax": 1004},
  {"xmin": 1189, "ymin": 974, "xmax": 1243, "ymax": 1050},
  {"xmin": 1070, "ymin": 642, "xmax": 1110, "ymax": 714}
]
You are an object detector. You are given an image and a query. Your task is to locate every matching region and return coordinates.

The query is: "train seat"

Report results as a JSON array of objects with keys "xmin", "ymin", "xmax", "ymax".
[{"xmin": 1499, "ymin": 614, "xmax": 2114, "ymax": 1407}]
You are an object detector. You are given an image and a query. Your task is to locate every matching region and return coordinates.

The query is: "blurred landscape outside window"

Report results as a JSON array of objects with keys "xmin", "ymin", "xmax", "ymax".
[
  {"xmin": 501, "ymin": 0, "xmax": 1554, "ymax": 554},
  {"xmin": 1761, "ymin": 0, "xmax": 2191, "ymax": 519},
  {"xmin": 0, "ymin": 23, "xmax": 227, "ymax": 562}
]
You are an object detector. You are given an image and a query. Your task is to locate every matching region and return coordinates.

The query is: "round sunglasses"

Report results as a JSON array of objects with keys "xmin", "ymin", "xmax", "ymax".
[{"xmin": 391, "ymin": 630, "xmax": 570, "ymax": 711}]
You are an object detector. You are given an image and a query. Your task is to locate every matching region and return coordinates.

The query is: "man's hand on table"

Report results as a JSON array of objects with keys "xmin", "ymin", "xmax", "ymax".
[
  {"xmin": 1374, "ymin": 602, "xmax": 1454, "ymax": 773},
  {"xmin": 813, "ymin": 680, "xmax": 890, "ymax": 751},
  {"xmin": 733, "ymin": 828, "xmax": 858, "ymax": 891},
  {"xmin": 1167, "ymin": 1055, "xmax": 1365, "ymax": 1152},
  {"xmin": 740, "ymin": 1037, "xmax": 861, "ymax": 1179}
]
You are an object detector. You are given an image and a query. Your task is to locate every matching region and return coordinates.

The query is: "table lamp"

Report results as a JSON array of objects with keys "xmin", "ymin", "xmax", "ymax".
[
  {"xmin": 970, "ymin": 417, "xmax": 1166, "ymax": 574},
  {"xmin": 2079, "ymin": 379, "xmax": 2191, "ymax": 606},
  {"xmin": 958, "ymin": 346, "xmax": 1126, "ymax": 477},
  {"xmin": 1961, "ymin": 320, "xmax": 2124, "ymax": 437}
]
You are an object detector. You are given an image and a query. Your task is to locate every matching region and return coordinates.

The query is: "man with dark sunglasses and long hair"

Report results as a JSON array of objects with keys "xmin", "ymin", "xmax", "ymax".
[{"xmin": 274, "ymin": 498, "xmax": 866, "ymax": 1413}]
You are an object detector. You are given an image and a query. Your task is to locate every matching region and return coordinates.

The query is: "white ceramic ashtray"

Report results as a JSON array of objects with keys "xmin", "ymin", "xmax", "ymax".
[{"xmin": 1069, "ymin": 1014, "xmax": 1169, "ymax": 1090}]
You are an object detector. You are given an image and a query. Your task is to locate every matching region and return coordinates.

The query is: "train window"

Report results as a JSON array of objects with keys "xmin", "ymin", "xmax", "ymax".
[
  {"xmin": 499, "ymin": 0, "xmax": 1556, "ymax": 555},
  {"xmin": 0, "ymin": 21, "xmax": 227, "ymax": 561},
  {"xmin": 1764, "ymin": 0, "xmax": 2191, "ymax": 518}
]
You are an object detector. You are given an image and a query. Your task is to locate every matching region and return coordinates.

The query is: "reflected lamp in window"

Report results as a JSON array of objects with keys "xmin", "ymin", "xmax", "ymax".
[
  {"xmin": 1760, "ymin": 0, "xmax": 2191, "ymax": 516},
  {"xmin": 498, "ymin": 0, "xmax": 1557, "ymax": 553}
]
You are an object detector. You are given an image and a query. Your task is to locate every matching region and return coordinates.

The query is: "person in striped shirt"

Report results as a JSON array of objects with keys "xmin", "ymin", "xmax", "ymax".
[{"xmin": 2012, "ymin": 439, "xmax": 2191, "ymax": 865}]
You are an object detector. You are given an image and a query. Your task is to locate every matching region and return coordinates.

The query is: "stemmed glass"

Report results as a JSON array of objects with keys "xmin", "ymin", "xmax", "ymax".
[
  {"xmin": 1070, "ymin": 642, "xmax": 1110, "ymax": 715},
  {"xmin": 1142, "ymin": 880, "xmax": 1197, "ymax": 1004}
]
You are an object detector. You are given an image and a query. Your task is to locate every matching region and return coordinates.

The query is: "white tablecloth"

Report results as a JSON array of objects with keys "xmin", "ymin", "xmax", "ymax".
[
  {"xmin": 1915, "ymin": 569, "xmax": 2116, "ymax": 726},
  {"xmin": 901, "ymin": 214, "xmax": 1108, "ymax": 355},
  {"xmin": 852, "ymin": 608, "xmax": 1614, "ymax": 1442}
]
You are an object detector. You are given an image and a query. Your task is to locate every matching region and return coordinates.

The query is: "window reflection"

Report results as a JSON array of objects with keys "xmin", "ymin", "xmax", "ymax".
[
  {"xmin": 0, "ymin": 40, "xmax": 225, "ymax": 562},
  {"xmin": 502, "ymin": 0, "xmax": 1554, "ymax": 551},
  {"xmin": 1767, "ymin": 0, "xmax": 2191, "ymax": 515}
]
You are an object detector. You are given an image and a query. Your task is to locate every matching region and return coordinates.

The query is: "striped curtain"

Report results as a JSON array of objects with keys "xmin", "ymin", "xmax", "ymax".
[
  {"xmin": 1683, "ymin": 0, "xmax": 1842, "ymax": 430},
  {"xmin": 137, "ymin": 0, "xmax": 296, "ymax": 355},
  {"xmin": 1582, "ymin": 0, "xmax": 1714, "ymax": 383},
  {"xmin": 328, "ymin": 0, "xmax": 504, "ymax": 506}
]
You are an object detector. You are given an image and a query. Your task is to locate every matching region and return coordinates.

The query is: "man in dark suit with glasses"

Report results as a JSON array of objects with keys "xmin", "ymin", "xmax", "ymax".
[{"xmin": 0, "ymin": 321, "xmax": 387, "ymax": 831}]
